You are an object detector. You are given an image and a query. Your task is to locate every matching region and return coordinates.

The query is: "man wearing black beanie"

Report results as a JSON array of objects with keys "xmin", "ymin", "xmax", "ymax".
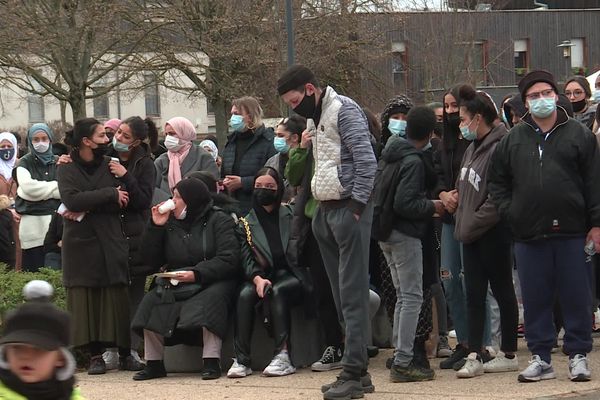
[
  {"xmin": 489, "ymin": 70, "xmax": 600, "ymax": 383},
  {"xmin": 278, "ymin": 65, "xmax": 377, "ymax": 400}
]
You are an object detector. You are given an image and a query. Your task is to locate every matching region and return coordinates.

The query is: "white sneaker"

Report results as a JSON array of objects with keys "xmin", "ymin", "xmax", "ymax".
[
  {"xmin": 227, "ymin": 359, "xmax": 252, "ymax": 378},
  {"xmin": 456, "ymin": 352, "xmax": 484, "ymax": 378},
  {"xmin": 102, "ymin": 349, "xmax": 118, "ymax": 370},
  {"xmin": 518, "ymin": 355, "xmax": 556, "ymax": 382},
  {"xmin": 569, "ymin": 354, "xmax": 591, "ymax": 382},
  {"xmin": 448, "ymin": 330, "xmax": 457, "ymax": 339},
  {"xmin": 262, "ymin": 351, "xmax": 296, "ymax": 377},
  {"xmin": 483, "ymin": 352, "xmax": 518, "ymax": 373}
]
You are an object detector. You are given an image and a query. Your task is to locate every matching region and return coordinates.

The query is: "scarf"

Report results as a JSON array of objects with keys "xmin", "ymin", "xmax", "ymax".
[
  {"xmin": 0, "ymin": 132, "xmax": 17, "ymax": 181},
  {"xmin": 0, "ymin": 368, "xmax": 74, "ymax": 400},
  {"xmin": 199, "ymin": 139, "xmax": 218, "ymax": 161},
  {"xmin": 27, "ymin": 123, "xmax": 55, "ymax": 166},
  {"xmin": 166, "ymin": 117, "xmax": 196, "ymax": 191}
]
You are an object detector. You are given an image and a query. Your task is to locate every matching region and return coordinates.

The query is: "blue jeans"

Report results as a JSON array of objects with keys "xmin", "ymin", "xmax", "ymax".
[
  {"xmin": 379, "ymin": 230, "xmax": 423, "ymax": 367},
  {"xmin": 440, "ymin": 223, "xmax": 491, "ymax": 346}
]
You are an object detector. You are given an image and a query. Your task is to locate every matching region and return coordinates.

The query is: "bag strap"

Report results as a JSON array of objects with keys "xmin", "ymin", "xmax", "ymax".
[{"xmin": 239, "ymin": 217, "xmax": 253, "ymax": 248}]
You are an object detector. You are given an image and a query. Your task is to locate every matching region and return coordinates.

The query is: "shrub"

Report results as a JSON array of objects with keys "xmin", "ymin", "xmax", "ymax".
[{"xmin": 0, "ymin": 265, "xmax": 66, "ymax": 325}]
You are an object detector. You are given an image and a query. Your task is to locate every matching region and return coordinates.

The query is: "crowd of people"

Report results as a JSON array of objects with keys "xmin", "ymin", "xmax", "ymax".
[{"xmin": 0, "ymin": 65, "xmax": 599, "ymax": 400}]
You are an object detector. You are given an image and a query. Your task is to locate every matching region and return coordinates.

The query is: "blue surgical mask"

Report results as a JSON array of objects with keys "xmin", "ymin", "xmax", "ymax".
[
  {"xmin": 594, "ymin": 91, "xmax": 600, "ymax": 103},
  {"xmin": 460, "ymin": 118, "xmax": 478, "ymax": 141},
  {"xmin": 229, "ymin": 114, "xmax": 246, "ymax": 132},
  {"xmin": 388, "ymin": 119, "xmax": 407, "ymax": 137},
  {"xmin": 528, "ymin": 97, "xmax": 556, "ymax": 118},
  {"xmin": 112, "ymin": 137, "xmax": 130, "ymax": 153},
  {"xmin": 273, "ymin": 137, "xmax": 290, "ymax": 154}
]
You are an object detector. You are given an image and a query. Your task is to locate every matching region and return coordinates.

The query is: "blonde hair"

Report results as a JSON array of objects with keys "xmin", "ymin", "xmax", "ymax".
[
  {"xmin": 232, "ymin": 96, "xmax": 263, "ymax": 130},
  {"xmin": 0, "ymin": 195, "xmax": 10, "ymax": 210}
]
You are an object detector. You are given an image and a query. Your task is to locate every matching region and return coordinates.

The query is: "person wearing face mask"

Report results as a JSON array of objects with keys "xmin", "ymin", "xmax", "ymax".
[
  {"xmin": 153, "ymin": 117, "xmax": 218, "ymax": 205},
  {"xmin": 221, "ymin": 97, "xmax": 276, "ymax": 215},
  {"xmin": 489, "ymin": 70, "xmax": 600, "ymax": 383},
  {"xmin": 278, "ymin": 65, "xmax": 377, "ymax": 400},
  {"xmin": 452, "ymin": 85, "xmax": 518, "ymax": 379},
  {"xmin": 14, "ymin": 124, "xmax": 60, "ymax": 271},
  {"xmin": 380, "ymin": 95, "xmax": 413, "ymax": 147},
  {"xmin": 227, "ymin": 167, "xmax": 308, "ymax": 379},
  {"xmin": 131, "ymin": 178, "xmax": 240, "ymax": 381},
  {"xmin": 104, "ymin": 118, "xmax": 122, "ymax": 141},
  {"xmin": 97, "ymin": 116, "xmax": 158, "ymax": 372},
  {"xmin": 0, "ymin": 132, "xmax": 20, "ymax": 269},
  {"xmin": 564, "ymin": 76, "xmax": 597, "ymax": 130},
  {"xmin": 265, "ymin": 115, "xmax": 305, "ymax": 203},
  {"xmin": 57, "ymin": 118, "xmax": 131, "ymax": 375}
]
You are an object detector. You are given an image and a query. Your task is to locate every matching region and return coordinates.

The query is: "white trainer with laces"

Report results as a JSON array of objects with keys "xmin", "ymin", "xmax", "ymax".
[
  {"xmin": 483, "ymin": 352, "xmax": 519, "ymax": 373},
  {"xmin": 569, "ymin": 354, "xmax": 591, "ymax": 382},
  {"xmin": 456, "ymin": 352, "xmax": 484, "ymax": 378},
  {"xmin": 227, "ymin": 359, "xmax": 252, "ymax": 378},
  {"xmin": 263, "ymin": 351, "xmax": 296, "ymax": 377},
  {"xmin": 518, "ymin": 355, "xmax": 556, "ymax": 382},
  {"xmin": 102, "ymin": 348, "xmax": 119, "ymax": 371}
]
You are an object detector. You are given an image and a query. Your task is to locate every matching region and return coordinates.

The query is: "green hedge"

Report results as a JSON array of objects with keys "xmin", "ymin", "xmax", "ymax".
[{"xmin": 0, "ymin": 265, "xmax": 66, "ymax": 325}]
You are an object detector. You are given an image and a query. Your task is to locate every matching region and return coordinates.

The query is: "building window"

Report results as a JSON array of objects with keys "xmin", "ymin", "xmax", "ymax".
[
  {"xmin": 455, "ymin": 41, "xmax": 488, "ymax": 86},
  {"xmin": 93, "ymin": 89, "xmax": 109, "ymax": 119},
  {"xmin": 144, "ymin": 75, "xmax": 161, "ymax": 117},
  {"xmin": 570, "ymin": 38, "xmax": 586, "ymax": 75},
  {"xmin": 207, "ymin": 100, "xmax": 214, "ymax": 115},
  {"xmin": 514, "ymin": 39, "xmax": 529, "ymax": 81},
  {"xmin": 391, "ymin": 41, "xmax": 408, "ymax": 92},
  {"xmin": 27, "ymin": 95, "xmax": 45, "ymax": 123}
]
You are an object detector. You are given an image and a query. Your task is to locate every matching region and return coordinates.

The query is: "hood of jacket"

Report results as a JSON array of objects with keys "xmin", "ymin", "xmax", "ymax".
[{"xmin": 381, "ymin": 136, "xmax": 420, "ymax": 163}]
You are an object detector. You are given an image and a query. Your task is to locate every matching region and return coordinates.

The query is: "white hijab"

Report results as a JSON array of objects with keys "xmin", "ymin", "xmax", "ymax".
[
  {"xmin": 199, "ymin": 139, "xmax": 218, "ymax": 161},
  {"xmin": 0, "ymin": 132, "xmax": 17, "ymax": 181}
]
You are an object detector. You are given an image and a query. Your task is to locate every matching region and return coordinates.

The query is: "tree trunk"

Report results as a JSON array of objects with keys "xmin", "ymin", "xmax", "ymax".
[
  {"xmin": 69, "ymin": 92, "xmax": 87, "ymax": 123},
  {"xmin": 213, "ymin": 96, "xmax": 229, "ymax": 151}
]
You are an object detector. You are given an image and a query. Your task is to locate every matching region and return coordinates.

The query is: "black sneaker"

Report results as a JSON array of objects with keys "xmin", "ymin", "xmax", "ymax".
[
  {"xmin": 322, "ymin": 374, "xmax": 364, "ymax": 400},
  {"xmin": 88, "ymin": 356, "xmax": 106, "ymax": 375},
  {"xmin": 119, "ymin": 355, "xmax": 144, "ymax": 371},
  {"xmin": 385, "ymin": 357, "xmax": 393, "ymax": 369},
  {"xmin": 133, "ymin": 360, "xmax": 167, "ymax": 381},
  {"xmin": 201, "ymin": 358, "xmax": 222, "ymax": 380},
  {"xmin": 321, "ymin": 372, "xmax": 374, "ymax": 394},
  {"xmin": 440, "ymin": 344, "xmax": 469, "ymax": 369},
  {"xmin": 312, "ymin": 346, "xmax": 343, "ymax": 372},
  {"xmin": 390, "ymin": 361, "xmax": 435, "ymax": 382}
]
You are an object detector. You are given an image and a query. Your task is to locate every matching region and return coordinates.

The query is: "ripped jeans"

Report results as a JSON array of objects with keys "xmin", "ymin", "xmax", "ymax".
[{"xmin": 440, "ymin": 223, "xmax": 491, "ymax": 347}]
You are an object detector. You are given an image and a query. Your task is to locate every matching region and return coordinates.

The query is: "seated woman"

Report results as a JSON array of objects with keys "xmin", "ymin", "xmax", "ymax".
[
  {"xmin": 131, "ymin": 178, "xmax": 240, "ymax": 381},
  {"xmin": 227, "ymin": 167, "xmax": 306, "ymax": 378}
]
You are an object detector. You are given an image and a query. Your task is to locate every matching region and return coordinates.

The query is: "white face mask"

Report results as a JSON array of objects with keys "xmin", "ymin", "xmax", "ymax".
[
  {"xmin": 33, "ymin": 141, "xmax": 50, "ymax": 153},
  {"xmin": 164, "ymin": 135, "xmax": 182, "ymax": 152},
  {"xmin": 175, "ymin": 207, "xmax": 187, "ymax": 220}
]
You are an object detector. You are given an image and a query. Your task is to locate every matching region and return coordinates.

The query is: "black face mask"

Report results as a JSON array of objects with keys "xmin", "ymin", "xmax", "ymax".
[
  {"xmin": 254, "ymin": 188, "xmax": 278, "ymax": 206},
  {"xmin": 447, "ymin": 112, "xmax": 460, "ymax": 127},
  {"xmin": 91, "ymin": 143, "xmax": 108, "ymax": 158},
  {"xmin": 434, "ymin": 122, "xmax": 444, "ymax": 138},
  {"xmin": 0, "ymin": 148, "xmax": 15, "ymax": 161},
  {"xmin": 293, "ymin": 92, "xmax": 316, "ymax": 119},
  {"xmin": 571, "ymin": 99, "xmax": 587, "ymax": 113}
]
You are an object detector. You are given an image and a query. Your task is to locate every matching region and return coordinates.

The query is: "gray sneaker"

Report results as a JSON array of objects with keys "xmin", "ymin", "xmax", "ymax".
[
  {"xmin": 321, "ymin": 373, "xmax": 374, "ymax": 394},
  {"xmin": 322, "ymin": 375, "xmax": 364, "ymax": 400},
  {"xmin": 518, "ymin": 355, "xmax": 556, "ymax": 382},
  {"xmin": 437, "ymin": 336, "xmax": 452, "ymax": 358},
  {"xmin": 569, "ymin": 354, "xmax": 591, "ymax": 382}
]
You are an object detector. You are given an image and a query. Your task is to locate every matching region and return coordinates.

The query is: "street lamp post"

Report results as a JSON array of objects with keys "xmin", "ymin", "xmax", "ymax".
[
  {"xmin": 557, "ymin": 40, "xmax": 574, "ymax": 83},
  {"xmin": 285, "ymin": 0, "xmax": 295, "ymax": 66}
]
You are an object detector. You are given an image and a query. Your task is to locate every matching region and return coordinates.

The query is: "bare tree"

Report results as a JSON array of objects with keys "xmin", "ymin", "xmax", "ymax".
[{"xmin": 0, "ymin": 0, "xmax": 163, "ymax": 122}]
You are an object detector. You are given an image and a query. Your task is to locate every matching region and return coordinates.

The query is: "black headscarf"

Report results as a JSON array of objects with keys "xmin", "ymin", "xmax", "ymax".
[{"xmin": 173, "ymin": 178, "xmax": 212, "ymax": 220}]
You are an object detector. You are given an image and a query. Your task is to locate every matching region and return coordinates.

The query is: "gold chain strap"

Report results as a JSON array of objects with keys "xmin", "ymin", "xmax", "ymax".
[{"xmin": 239, "ymin": 217, "xmax": 253, "ymax": 247}]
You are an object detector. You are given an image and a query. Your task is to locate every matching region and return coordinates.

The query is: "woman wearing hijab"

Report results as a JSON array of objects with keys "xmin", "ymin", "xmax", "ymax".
[
  {"xmin": 152, "ymin": 117, "xmax": 218, "ymax": 205},
  {"xmin": 58, "ymin": 118, "xmax": 132, "ymax": 375},
  {"xmin": 0, "ymin": 132, "xmax": 19, "ymax": 268},
  {"xmin": 14, "ymin": 124, "xmax": 60, "ymax": 271},
  {"xmin": 132, "ymin": 178, "xmax": 240, "ymax": 381}
]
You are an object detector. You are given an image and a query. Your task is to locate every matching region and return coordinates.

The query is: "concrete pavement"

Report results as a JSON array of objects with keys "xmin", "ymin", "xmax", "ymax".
[{"xmin": 76, "ymin": 339, "xmax": 600, "ymax": 400}]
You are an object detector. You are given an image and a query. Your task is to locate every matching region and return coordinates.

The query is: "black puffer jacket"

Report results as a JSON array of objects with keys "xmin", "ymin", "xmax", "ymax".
[
  {"xmin": 489, "ymin": 107, "xmax": 600, "ymax": 241},
  {"xmin": 131, "ymin": 204, "xmax": 241, "ymax": 339},
  {"xmin": 111, "ymin": 144, "xmax": 156, "ymax": 277},
  {"xmin": 372, "ymin": 137, "xmax": 435, "ymax": 240},
  {"xmin": 221, "ymin": 125, "xmax": 276, "ymax": 215}
]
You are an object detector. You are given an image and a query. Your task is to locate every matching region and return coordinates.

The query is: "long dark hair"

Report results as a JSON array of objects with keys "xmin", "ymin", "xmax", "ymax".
[
  {"xmin": 442, "ymin": 85, "xmax": 462, "ymax": 151},
  {"xmin": 121, "ymin": 116, "xmax": 159, "ymax": 151},
  {"xmin": 64, "ymin": 118, "xmax": 101, "ymax": 148}
]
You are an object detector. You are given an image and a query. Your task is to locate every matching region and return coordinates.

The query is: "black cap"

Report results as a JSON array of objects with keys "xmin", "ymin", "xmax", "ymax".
[
  {"xmin": 518, "ymin": 70, "xmax": 558, "ymax": 102},
  {"xmin": 0, "ymin": 302, "xmax": 70, "ymax": 350},
  {"xmin": 277, "ymin": 65, "xmax": 317, "ymax": 96}
]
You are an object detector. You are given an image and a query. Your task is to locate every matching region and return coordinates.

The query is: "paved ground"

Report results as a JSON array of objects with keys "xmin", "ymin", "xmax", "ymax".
[{"xmin": 76, "ymin": 338, "xmax": 600, "ymax": 400}]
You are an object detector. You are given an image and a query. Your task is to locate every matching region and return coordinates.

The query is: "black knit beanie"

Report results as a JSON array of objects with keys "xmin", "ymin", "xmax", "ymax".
[
  {"xmin": 277, "ymin": 65, "xmax": 318, "ymax": 95},
  {"xmin": 174, "ymin": 178, "xmax": 211, "ymax": 214},
  {"xmin": 518, "ymin": 70, "xmax": 558, "ymax": 102}
]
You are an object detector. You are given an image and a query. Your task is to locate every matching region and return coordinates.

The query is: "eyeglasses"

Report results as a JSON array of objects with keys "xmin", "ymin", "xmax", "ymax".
[
  {"xmin": 565, "ymin": 89, "xmax": 585, "ymax": 98},
  {"xmin": 525, "ymin": 89, "xmax": 555, "ymax": 101}
]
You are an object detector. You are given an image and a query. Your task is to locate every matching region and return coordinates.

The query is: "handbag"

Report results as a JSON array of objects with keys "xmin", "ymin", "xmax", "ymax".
[
  {"xmin": 239, "ymin": 217, "xmax": 270, "ymax": 270},
  {"xmin": 155, "ymin": 269, "xmax": 203, "ymax": 302}
]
